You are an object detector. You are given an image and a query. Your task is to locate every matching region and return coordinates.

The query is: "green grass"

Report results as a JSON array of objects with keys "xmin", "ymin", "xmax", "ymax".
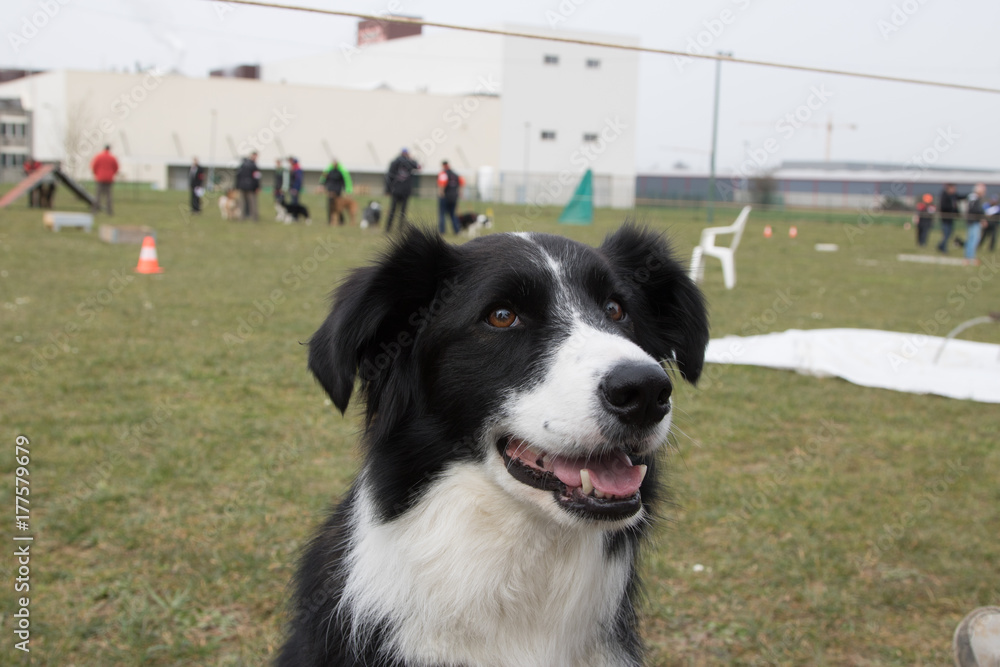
[{"xmin": 0, "ymin": 189, "xmax": 997, "ymax": 665}]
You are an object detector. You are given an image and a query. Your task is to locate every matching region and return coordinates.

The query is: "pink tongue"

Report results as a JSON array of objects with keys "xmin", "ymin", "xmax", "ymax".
[{"xmin": 551, "ymin": 450, "xmax": 644, "ymax": 497}]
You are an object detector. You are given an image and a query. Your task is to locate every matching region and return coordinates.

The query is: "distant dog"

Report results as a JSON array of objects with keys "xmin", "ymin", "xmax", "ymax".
[
  {"xmin": 277, "ymin": 224, "xmax": 709, "ymax": 666},
  {"xmin": 276, "ymin": 198, "xmax": 312, "ymax": 224},
  {"xmin": 330, "ymin": 194, "xmax": 359, "ymax": 226},
  {"xmin": 218, "ymin": 189, "xmax": 239, "ymax": 221},
  {"xmin": 458, "ymin": 211, "xmax": 493, "ymax": 238},
  {"xmin": 360, "ymin": 201, "xmax": 382, "ymax": 229}
]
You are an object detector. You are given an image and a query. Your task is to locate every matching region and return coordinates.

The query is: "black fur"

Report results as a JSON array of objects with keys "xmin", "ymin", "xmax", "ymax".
[{"xmin": 279, "ymin": 224, "xmax": 708, "ymax": 666}]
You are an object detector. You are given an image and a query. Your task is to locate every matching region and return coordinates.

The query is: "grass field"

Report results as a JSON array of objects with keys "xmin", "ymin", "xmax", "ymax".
[{"xmin": 1, "ymin": 188, "xmax": 997, "ymax": 666}]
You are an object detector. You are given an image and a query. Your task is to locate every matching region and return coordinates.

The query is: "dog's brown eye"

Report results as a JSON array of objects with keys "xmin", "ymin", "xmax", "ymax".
[
  {"xmin": 605, "ymin": 300, "xmax": 625, "ymax": 322},
  {"xmin": 488, "ymin": 308, "xmax": 519, "ymax": 328}
]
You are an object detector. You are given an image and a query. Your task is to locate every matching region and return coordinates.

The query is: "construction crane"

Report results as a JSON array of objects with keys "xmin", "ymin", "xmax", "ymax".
[{"xmin": 740, "ymin": 116, "xmax": 858, "ymax": 161}]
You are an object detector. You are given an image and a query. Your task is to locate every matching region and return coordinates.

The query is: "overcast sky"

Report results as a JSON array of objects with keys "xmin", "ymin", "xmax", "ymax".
[{"xmin": 4, "ymin": 0, "xmax": 999, "ymax": 174}]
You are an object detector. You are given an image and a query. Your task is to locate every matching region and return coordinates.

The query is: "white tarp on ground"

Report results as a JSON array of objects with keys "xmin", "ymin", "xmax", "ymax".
[{"xmin": 705, "ymin": 329, "xmax": 1000, "ymax": 403}]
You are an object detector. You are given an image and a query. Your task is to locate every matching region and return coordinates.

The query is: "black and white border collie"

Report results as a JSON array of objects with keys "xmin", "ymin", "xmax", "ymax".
[
  {"xmin": 278, "ymin": 224, "xmax": 709, "ymax": 667},
  {"xmin": 457, "ymin": 211, "xmax": 493, "ymax": 238},
  {"xmin": 276, "ymin": 198, "xmax": 312, "ymax": 224}
]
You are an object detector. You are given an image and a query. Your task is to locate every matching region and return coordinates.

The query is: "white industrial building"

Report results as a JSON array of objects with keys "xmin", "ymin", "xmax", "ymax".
[{"xmin": 0, "ymin": 22, "xmax": 640, "ymax": 207}]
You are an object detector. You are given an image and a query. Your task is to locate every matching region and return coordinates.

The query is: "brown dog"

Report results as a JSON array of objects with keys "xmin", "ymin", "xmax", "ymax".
[{"xmin": 329, "ymin": 194, "xmax": 358, "ymax": 226}]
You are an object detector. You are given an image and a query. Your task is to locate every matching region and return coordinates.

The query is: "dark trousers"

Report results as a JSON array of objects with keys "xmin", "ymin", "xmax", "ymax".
[
  {"xmin": 937, "ymin": 219, "xmax": 954, "ymax": 252},
  {"xmin": 386, "ymin": 193, "xmax": 410, "ymax": 232},
  {"xmin": 438, "ymin": 197, "xmax": 459, "ymax": 234},
  {"xmin": 190, "ymin": 189, "xmax": 201, "ymax": 213},
  {"xmin": 241, "ymin": 189, "xmax": 258, "ymax": 221},
  {"xmin": 916, "ymin": 218, "xmax": 932, "ymax": 246},
  {"xmin": 980, "ymin": 221, "xmax": 998, "ymax": 252},
  {"xmin": 95, "ymin": 182, "xmax": 113, "ymax": 215}
]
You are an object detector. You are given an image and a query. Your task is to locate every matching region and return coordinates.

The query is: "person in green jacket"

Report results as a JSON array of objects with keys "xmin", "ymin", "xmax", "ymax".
[{"xmin": 320, "ymin": 159, "xmax": 354, "ymax": 225}]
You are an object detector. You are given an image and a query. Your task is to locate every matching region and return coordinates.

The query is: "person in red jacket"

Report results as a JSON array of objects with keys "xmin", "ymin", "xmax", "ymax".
[{"xmin": 90, "ymin": 145, "xmax": 119, "ymax": 215}]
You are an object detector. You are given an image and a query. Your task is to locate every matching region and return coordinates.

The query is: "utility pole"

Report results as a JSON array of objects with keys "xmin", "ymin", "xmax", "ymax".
[
  {"xmin": 707, "ymin": 51, "xmax": 731, "ymax": 223},
  {"xmin": 523, "ymin": 122, "xmax": 530, "ymax": 204},
  {"xmin": 208, "ymin": 109, "xmax": 217, "ymax": 190}
]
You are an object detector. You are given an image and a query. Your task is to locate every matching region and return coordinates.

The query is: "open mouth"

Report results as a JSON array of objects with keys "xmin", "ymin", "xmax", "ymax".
[{"xmin": 498, "ymin": 436, "xmax": 648, "ymax": 521}]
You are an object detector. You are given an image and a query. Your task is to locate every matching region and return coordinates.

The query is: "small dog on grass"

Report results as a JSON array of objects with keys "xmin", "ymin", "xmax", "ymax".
[
  {"xmin": 275, "ymin": 198, "xmax": 312, "ymax": 225},
  {"xmin": 457, "ymin": 211, "xmax": 493, "ymax": 238},
  {"xmin": 218, "ymin": 189, "xmax": 239, "ymax": 221}
]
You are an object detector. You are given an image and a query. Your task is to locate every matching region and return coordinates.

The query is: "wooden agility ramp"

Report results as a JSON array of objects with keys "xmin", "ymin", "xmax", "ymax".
[{"xmin": 0, "ymin": 164, "xmax": 96, "ymax": 210}]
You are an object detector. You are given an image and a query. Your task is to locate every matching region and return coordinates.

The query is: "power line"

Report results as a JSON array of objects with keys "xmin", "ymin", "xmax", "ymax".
[{"xmin": 212, "ymin": 0, "xmax": 1000, "ymax": 95}]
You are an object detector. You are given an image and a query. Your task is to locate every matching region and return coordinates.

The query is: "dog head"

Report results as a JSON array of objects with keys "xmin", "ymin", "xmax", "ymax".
[{"xmin": 309, "ymin": 225, "xmax": 708, "ymax": 529}]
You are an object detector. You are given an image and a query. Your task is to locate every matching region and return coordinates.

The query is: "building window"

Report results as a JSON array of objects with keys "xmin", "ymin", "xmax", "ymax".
[
  {"xmin": 543, "ymin": 54, "xmax": 559, "ymax": 65},
  {"xmin": 540, "ymin": 130, "xmax": 556, "ymax": 141},
  {"xmin": 583, "ymin": 133, "xmax": 599, "ymax": 142},
  {"xmin": 586, "ymin": 58, "xmax": 601, "ymax": 68}
]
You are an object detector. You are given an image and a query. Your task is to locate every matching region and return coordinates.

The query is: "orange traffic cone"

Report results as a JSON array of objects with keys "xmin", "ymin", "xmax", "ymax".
[
  {"xmin": 789, "ymin": 225, "xmax": 798, "ymax": 239},
  {"xmin": 135, "ymin": 236, "xmax": 164, "ymax": 274},
  {"xmin": 763, "ymin": 224, "xmax": 773, "ymax": 238}
]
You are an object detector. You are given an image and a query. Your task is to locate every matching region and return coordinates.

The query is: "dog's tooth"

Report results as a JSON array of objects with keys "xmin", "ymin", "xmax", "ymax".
[
  {"xmin": 542, "ymin": 454, "xmax": 552, "ymax": 469},
  {"xmin": 580, "ymin": 469, "xmax": 594, "ymax": 495},
  {"xmin": 637, "ymin": 464, "xmax": 648, "ymax": 483},
  {"xmin": 594, "ymin": 489, "xmax": 606, "ymax": 499}
]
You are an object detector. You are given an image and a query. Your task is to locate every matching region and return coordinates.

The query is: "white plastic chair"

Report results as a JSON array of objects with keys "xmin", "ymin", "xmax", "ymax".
[{"xmin": 688, "ymin": 205, "xmax": 752, "ymax": 290}]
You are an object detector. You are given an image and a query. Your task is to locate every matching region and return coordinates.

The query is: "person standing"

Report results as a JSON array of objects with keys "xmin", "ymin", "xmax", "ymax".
[
  {"xmin": 437, "ymin": 160, "xmax": 464, "ymax": 235},
  {"xmin": 273, "ymin": 158, "xmax": 286, "ymax": 204},
  {"xmin": 288, "ymin": 157, "xmax": 304, "ymax": 206},
  {"xmin": 384, "ymin": 148, "xmax": 420, "ymax": 233},
  {"xmin": 320, "ymin": 158, "xmax": 347, "ymax": 225},
  {"xmin": 980, "ymin": 195, "xmax": 999, "ymax": 253},
  {"xmin": 90, "ymin": 145, "xmax": 119, "ymax": 215},
  {"xmin": 963, "ymin": 183, "xmax": 988, "ymax": 264},
  {"xmin": 914, "ymin": 193, "xmax": 936, "ymax": 247},
  {"xmin": 236, "ymin": 151, "xmax": 261, "ymax": 221},
  {"xmin": 937, "ymin": 183, "xmax": 966, "ymax": 253},
  {"xmin": 189, "ymin": 157, "xmax": 206, "ymax": 214},
  {"xmin": 23, "ymin": 156, "xmax": 42, "ymax": 208}
]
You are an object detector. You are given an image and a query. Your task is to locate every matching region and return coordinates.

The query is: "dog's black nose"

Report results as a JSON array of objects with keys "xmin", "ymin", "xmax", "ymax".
[{"xmin": 600, "ymin": 362, "xmax": 672, "ymax": 428}]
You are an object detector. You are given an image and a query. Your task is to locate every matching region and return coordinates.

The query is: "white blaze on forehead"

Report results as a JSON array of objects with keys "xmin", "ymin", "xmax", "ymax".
[{"xmin": 505, "ymin": 317, "xmax": 667, "ymax": 456}]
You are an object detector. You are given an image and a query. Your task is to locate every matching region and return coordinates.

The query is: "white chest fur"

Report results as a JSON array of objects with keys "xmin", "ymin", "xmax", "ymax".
[{"xmin": 340, "ymin": 463, "xmax": 636, "ymax": 667}]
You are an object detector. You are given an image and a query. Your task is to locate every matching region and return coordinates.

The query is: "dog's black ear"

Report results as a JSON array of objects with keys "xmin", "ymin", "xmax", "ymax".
[
  {"xmin": 308, "ymin": 227, "xmax": 457, "ymax": 415},
  {"xmin": 600, "ymin": 223, "xmax": 709, "ymax": 383}
]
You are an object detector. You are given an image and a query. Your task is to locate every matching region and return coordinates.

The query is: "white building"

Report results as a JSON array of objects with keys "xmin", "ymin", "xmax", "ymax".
[
  {"xmin": 264, "ymin": 25, "xmax": 640, "ymax": 207},
  {"xmin": 0, "ymin": 68, "xmax": 502, "ymax": 196},
  {"xmin": 0, "ymin": 24, "xmax": 640, "ymax": 207}
]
